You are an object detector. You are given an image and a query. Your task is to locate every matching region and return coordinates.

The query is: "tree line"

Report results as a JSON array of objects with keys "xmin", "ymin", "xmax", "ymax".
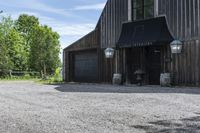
[{"xmin": 0, "ymin": 14, "xmax": 61, "ymax": 77}]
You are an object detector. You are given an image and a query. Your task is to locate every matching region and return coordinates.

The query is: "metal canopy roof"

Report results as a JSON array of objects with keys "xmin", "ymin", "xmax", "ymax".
[{"xmin": 117, "ymin": 16, "xmax": 174, "ymax": 48}]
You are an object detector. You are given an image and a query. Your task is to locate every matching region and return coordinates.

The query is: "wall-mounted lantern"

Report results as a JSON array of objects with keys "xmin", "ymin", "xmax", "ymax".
[
  {"xmin": 104, "ymin": 48, "xmax": 115, "ymax": 58},
  {"xmin": 170, "ymin": 40, "xmax": 183, "ymax": 54}
]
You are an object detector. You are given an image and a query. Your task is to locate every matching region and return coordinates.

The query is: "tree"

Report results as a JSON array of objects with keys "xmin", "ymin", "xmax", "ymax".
[
  {"xmin": 0, "ymin": 14, "xmax": 61, "ymax": 77},
  {"xmin": 16, "ymin": 14, "xmax": 40, "ymax": 68},
  {"xmin": 29, "ymin": 25, "xmax": 61, "ymax": 77},
  {"xmin": 0, "ymin": 16, "xmax": 15, "ymax": 76},
  {"xmin": 0, "ymin": 16, "xmax": 29, "ymax": 74},
  {"xmin": 16, "ymin": 14, "xmax": 39, "ymax": 37},
  {"xmin": 7, "ymin": 29, "xmax": 28, "ymax": 71}
]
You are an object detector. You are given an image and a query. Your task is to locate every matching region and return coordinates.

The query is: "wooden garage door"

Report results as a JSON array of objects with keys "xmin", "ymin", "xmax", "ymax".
[{"xmin": 74, "ymin": 51, "xmax": 98, "ymax": 82}]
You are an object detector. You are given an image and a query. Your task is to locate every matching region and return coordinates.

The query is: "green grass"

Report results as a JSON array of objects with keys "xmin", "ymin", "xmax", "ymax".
[
  {"xmin": 37, "ymin": 80, "xmax": 64, "ymax": 85},
  {"xmin": 0, "ymin": 68, "xmax": 64, "ymax": 84},
  {"xmin": 0, "ymin": 77, "xmax": 64, "ymax": 85},
  {"xmin": 36, "ymin": 77, "xmax": 64, "ymax": 85},
  {"xmin": 0, "ymin": 76, "xmax": 37, "ymax": 80},
  {"xmin": 0, "ymin": 77, "xmax": 39, "ymax": 82}
]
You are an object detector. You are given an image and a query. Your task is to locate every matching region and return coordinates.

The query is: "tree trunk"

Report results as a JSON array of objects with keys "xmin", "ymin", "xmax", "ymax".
[{"xmin": 43, "ymin": 63, "xmax": 47, "ymax": 79}]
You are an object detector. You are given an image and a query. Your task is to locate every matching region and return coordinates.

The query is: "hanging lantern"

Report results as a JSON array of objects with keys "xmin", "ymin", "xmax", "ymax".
[
  {"xmin": 170, "ymin": 40, "xmax": 183, "ymax": 54},
  {"xmin": 104, "ymin": 48, "xmax": 115, "ymax": 58}
]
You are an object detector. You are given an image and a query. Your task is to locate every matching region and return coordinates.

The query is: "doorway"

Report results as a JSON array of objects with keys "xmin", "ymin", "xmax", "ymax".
[{"xmin": 146, "ymin": 46, "xmax": 161, "ymax": 85}]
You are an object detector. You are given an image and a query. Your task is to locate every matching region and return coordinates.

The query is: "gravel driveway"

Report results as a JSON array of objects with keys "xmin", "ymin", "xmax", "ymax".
[{"xmin": 0, "ymin": 81, "xmax": 200, "ymax": 133}]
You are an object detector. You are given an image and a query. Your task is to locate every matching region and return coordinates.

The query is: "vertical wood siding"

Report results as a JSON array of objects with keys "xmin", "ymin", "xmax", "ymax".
[
  {"xmin": 158, "ymin": 0, "xmax": 200, "ymax": 40},
  {"xmin": 158, "ymin": 0, "xmax": 200, "ymax": 85},
  {"xmin": 169, "ymin": 40, "xmax": 200, "ymax": 86},
  {"xmin": 100, "ymin": 0, "xmax": 128, "ymax": 48}
]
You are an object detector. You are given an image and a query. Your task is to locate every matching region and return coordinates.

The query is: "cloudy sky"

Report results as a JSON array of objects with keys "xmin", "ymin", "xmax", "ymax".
[{"xmin": 0, "ymin": 0, "xmax": 106, "ymax": 58}]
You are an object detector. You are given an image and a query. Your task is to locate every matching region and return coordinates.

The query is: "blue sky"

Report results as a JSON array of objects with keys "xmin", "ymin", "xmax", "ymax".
[{"xmin": 0, "ymin": 0, "xmax": 106, "ymax": 58}]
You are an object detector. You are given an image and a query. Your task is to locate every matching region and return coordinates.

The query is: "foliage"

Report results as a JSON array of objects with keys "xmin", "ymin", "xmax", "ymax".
[
  {"xmin": 7, "ymin": 29, "xmax": 29, "ymax": 70},
  {"xmin": 16, "ymin": 14, "xmax": 40, "ymax": 67},
  {"xmin": 0, "ymin": 15, "xmax": 61, "ymax": 78},
  {"xmin": 0, "ymin": 16, "xmax": 15, "ymax": 76},
  {"xmin": 38, "ymin": 67, "xmax": 63, "ymax": 84},
  {"xmin": 16, "ymin": 14, "xmax": 39, "ymax": 35},
  {"xmin": 29, "ymin": 25, "xmax": 61, "ymax": 77},
  {"xmin": 53, "ymin": 67, "xmax": 62, "ymax": 82}
]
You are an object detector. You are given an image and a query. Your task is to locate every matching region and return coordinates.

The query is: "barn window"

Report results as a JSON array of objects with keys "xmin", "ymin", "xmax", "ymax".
[{"xmin": 132, "ymin": 0, "xmax": 154, "ymax": 20}]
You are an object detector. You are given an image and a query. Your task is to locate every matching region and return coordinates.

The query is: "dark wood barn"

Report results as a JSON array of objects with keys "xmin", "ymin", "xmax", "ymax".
[{"xmin": 63, "ymin": 0, "xmax": 200, "ymax": 86}]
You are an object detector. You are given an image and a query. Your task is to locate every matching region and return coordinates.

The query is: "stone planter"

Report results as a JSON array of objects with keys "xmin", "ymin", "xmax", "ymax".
[
  {"xmin": 160, "ymin": 73, "xmax": 171, "ymax": 87},
  {"xmin": 112, "ymin": 73, "xmax": 122, "ymax": 85}
]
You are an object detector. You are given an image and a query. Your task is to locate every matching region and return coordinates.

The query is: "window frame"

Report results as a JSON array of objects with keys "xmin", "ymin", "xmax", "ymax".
[{"xmin": 132, "ymin": 0, "xmax": 154, "ymax": 21}]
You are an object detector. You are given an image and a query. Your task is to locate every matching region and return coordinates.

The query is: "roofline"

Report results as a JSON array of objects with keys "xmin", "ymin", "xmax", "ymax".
[
  {"xmin": 63, "ymin": 0, "xmax": 109, "ymax": 51},
  {"xmin": 63, "ymin": 29, "xmax": 95, "ymax": 51},
  {"xmin": 94, "ymin": 0, "xmax": 108, "ymax": 29}
]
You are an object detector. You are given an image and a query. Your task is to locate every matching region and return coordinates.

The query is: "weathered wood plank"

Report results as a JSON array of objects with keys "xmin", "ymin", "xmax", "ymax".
[
  {"xmin": 195, "ymin": 40, "xmax": 200, "ymax": 85},
  {"xmin": 100, "ymin": 0, "xmax": 128, "ymax": 48},
  {"xmin": 191, "ymin": 40, "xmax": 195, "ymax": 85}
]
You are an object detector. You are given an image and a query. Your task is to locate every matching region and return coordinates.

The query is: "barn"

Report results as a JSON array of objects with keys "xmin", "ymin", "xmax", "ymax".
[{"xmin": 63, "ymin": 0, "xmax": 200, "ymax": 86}]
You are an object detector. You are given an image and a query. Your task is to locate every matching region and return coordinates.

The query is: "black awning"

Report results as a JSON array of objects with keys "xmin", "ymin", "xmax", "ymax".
[{"xmin": 117, "ymin": 16, "xmax": 174, "ymax": 48}]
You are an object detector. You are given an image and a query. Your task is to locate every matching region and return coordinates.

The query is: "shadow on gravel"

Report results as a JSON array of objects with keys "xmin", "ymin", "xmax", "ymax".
[
  {"xmin": 131, "ymin": 114, "xmax": 200, "ymax": 133},
  {"xmin": 53, "ymin": 83, "xmax": 200, "ymax": 94}
]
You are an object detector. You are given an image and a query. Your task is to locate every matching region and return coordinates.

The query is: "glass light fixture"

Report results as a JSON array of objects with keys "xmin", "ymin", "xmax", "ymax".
[
  {"xmin": 104, "ymin": 48, "xmax": 114, "ymax": 58},
  {"xmin": 170, "ymin": 40, "xmax": 183, "ymax": 54}
]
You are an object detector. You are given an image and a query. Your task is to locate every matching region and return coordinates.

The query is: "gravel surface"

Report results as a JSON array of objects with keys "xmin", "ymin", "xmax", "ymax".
[{"xmin": 0, "ymin": 81, "xmax": 200, "ymax": 133}]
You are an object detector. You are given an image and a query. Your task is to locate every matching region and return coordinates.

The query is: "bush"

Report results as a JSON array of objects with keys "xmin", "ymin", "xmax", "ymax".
[{"xmin": 42, "ymin": 67, "xmax": 63, "ymax": 84}]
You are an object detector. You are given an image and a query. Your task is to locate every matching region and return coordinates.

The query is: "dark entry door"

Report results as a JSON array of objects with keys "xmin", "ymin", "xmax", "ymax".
[
  {"xmin": 74, "ymin": 51, "xmax": 98, "ymax": 82},
  {"xmin": 127, "ymin": 48, "xmax": 142, "ymax": 84},
  {"xmin": 147, "ymin": 46, "xmax": 161, "ymax": 85}
]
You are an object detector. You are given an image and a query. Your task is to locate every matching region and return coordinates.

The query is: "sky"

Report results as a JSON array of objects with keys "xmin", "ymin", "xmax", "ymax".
[{"xmin": 0, "ymin": 0, "xmax": 106, "ymax": 59}]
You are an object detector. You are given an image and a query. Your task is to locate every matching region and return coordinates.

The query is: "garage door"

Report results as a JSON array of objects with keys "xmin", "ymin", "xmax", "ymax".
[{"xmin": 74, "ymin": 51, "xmax": 98, "ymax": 82}]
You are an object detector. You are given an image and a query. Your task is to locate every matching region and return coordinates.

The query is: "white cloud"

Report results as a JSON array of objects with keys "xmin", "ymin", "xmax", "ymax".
[
  {"xmin": 8, "ymin": 11, "xmax": 95, "ymax": 37},
  {"xmin": 9, "ymin": 11, "xmax": 39, "ymax": 20},
  {"xmin": 73, "ymin": 3, "xmax": 106, "ymax": 10},
  {"xmin": 38, "ymin": 15, "xmax": 95, "ymax": 36},
  {"xmin": 53, "ymin": 23, "xmax": 95, "ymax": 36},
  {"xmin": 0, "ymin": 0, "xmax": 71, "ymax": 17}
]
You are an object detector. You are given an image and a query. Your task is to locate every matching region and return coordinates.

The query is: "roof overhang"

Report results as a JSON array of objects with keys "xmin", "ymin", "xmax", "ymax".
[{"xmin": 117, "ymin": 16, "xmax": 174, "ymax": 48}]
